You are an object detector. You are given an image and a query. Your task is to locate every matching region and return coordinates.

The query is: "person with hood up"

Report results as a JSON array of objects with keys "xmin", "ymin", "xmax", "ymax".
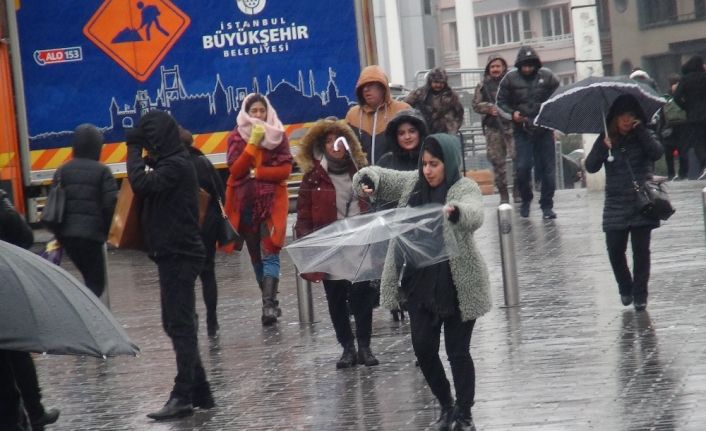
[
  {"xmin": 294, "ymin": 118, "xmax": 380, "ymax": 369},
  {"xmin": 346, "ymin": 65, "xmax": 411, "ymax": 165},
  {"xmin": 126, "ymin": 110, "xmax": 214, "ymax": 421},
  {"xmin": 496, "ymin": 46, "xmax": 560, "ymax": 219},
  {"xmin": 180, "ymin": 126, "xmax": 226, "ymax": 337},
  {"xmin": 673, "ymin": 55, "xmax": 706, "ymax": 179},
  {"xmin": 405, "ymin": 67, "xmax": 465, "ymax": 135},
  {"xmin": 50, "ymin": 124, "xmax": 117, "ymax": 298},
  {"xmin": 353, "ymin": 134, "xmax": 492, "ymax": 431},
  {"xmin": 585, "ymin": 95, "xmax": 663, "ymax": 312},
  {"xmin": 472, "ymin": 54, "xmax": 517, "ymax": 204},
  {"xmin": 225, "ymin": 93, "xmax": 293, "ymax": 326}
]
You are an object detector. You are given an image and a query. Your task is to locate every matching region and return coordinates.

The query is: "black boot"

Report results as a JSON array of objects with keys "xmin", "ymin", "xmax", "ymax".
[
  {"xmin": 499, "ymin": 186, "xmax": 510, "ymax": 204},
  {"xmin": 451, "ymin": 405, "xmax": 476, "ymax": 431},
  {"xmin": 192, "ymin": 382, "xmax": 215, "ymax": 409},
  {"xmin": 29, "ymin": 408, "xmax": 60, "ymax": 430},
  {"xmin": 336, "ymin": 343, "xmax": 357, "ymax": 369},
  {"xmin": 432, "ymin": 405, "xmax": 454, "ymax": 431},
  {"xmin": 146, "ymin": 397, "xmax": 193, "ymax": 420},
  {"xmin": 261, "ymin": 277, "xmax": 279, "ymax": 325},
  {"xmin": 206, "ymin": 314, "xmax": 219, "ymax": 338},
  {"xmin": 357, "ymin": 345, "xmax": 379, "ymax": 366}
]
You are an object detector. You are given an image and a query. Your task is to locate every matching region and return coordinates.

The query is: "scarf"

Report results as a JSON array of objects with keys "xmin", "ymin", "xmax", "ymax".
[
  {"xmin": 324, "ymin": 153, "xmax": 351, "ymax": 175},
  {"xmin": 236, "ymin": 94, "xmax": 285, "ymax": 151}
]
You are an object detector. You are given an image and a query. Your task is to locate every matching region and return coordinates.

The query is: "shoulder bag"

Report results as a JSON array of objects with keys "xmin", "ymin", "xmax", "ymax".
[
  {"xmin": 621, "ymin": 146, "xmax": 675, "ymax": 221},
  {"xmin": 42, "ymin": 169, "xmax": 66, "ymax": 231}
]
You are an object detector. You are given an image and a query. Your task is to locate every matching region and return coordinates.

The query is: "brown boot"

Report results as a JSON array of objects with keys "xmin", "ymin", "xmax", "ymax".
[{"xmin": 499, "ymin": 187, "xmax": 509, "ymax": 204}]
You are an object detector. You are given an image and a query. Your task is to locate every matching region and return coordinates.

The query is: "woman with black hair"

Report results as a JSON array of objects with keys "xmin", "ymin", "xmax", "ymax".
[
  {"xmin": 585, "ymin": 94, "xmax": 664, "ymax": 311},
  {"xmin": 354, "ymin": 134, "xmax": 491, "ymax": 431}
]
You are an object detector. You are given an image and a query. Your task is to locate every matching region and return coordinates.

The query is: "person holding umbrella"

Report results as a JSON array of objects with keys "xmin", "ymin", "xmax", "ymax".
[
  {"xmin": 354, "ymin": 134, "xmax": 492, "ymax": 431},
  {"xmin": 585, "ymin": 94, "xmax": 664, "ymax": 311},
  {"xmin": 294, "ymin": 118, "xmax": 379, "ymax": 368}
]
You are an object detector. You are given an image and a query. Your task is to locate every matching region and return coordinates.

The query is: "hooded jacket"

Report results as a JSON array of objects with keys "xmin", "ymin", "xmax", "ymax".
[
  {"xmin": 377, "ymin": 109, "xmax": 428, "ymax": 171},
  {"xmin": 585, "ymin": 95, "xmax": 663, "ymax": 231},
  {"xmin": 352, "ymin": 134, "xmax": 492, "ymax": 322},
  {"xmin": 472, "ymin": 54, "xmax": 512, "ymax": 131},
  {"xmin": 345, "ymin": 65, "xmax": 411, "ymax": 165},
  {"xmin": 673, "ymin": 56, "xmax": 706, "ymax": 122},
  {"xmin": 52, "ymin": 124, "xmax": 117, "ymax": 242},
  {"xmin": 496, "ymin": 46, "xmax": 560, "ymax": 122},
  {"xmin": 405, "ymin": 67, "xmax": 465, "ymax": 135},
  {"xmin": 126, "ymin": 111, "xmax": 205, "ymax": 260},
  {"xmin": 294, "ymin": 119, "xmax": 368, "ymax": 241}
]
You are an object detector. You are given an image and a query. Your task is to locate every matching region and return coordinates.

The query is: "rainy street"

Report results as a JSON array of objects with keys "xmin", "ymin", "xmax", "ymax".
[{"xmin": 31, "ymin": 181, "xmax": 706, "ymax": 430}]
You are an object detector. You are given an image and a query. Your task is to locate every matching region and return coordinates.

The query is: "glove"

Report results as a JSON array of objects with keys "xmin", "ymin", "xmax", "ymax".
[
  {"xmin": 248, "ymin": 124, "xmax": 266, "ymax": 147},
  {"xmin": 446, "ymin": 205, "xmax": 460, "ymax": 223},
  {"xmin": 359, "ymin": 174, "xmax": 375, "ymax": 191},
  {"xmin": 125, "ymin": 128, "xmax": 145, "ymax": 148}
]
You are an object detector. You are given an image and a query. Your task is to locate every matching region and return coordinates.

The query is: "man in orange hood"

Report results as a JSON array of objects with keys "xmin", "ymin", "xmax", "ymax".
[{"xmin": 345, "ymin": 65, "xmax": 410, "ymax": 165}]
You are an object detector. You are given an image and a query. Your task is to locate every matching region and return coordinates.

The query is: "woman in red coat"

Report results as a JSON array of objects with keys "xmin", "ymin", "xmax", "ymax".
[
  {"xmin": 225, "ymin": 93, "xmax": 293, "ymax": 325},
  {"xmin": 294, "ymin": 118, "xmax": 380, "ymax": 369}
]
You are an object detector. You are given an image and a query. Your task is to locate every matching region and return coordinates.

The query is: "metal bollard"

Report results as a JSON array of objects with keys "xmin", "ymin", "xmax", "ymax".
[
  {"xmin": 497, "ymin": 204, "xmax": 519, "ymax": 307},
  {"xmin": 99, "ymin": 243, "xmax": 111, "ymax": 309},
  {"xmin": 292, "ymin": 226, "xmax": 315, "ymax": 323}
]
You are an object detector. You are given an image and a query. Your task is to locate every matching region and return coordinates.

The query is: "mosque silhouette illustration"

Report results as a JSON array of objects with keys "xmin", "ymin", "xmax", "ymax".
[{"xmin": 31, "ymin": 64, "xmax": 354, "ymax": 149}]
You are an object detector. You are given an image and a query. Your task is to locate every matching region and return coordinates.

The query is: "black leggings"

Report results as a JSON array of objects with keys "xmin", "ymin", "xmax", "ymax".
[
  {"xmin": 60, "ymin": 237, "xmax": 106, "ymax": 297},
  {"xmin": 322, "ymin": 280, "xmax": 377, "ymax": 348},
  {"xmin": 408, "ymin": 306, "xmax": 476, "ymax": 410},
  {"xmin": 605, "ymin": 226, "xmax": 652, "ymax": 301}
]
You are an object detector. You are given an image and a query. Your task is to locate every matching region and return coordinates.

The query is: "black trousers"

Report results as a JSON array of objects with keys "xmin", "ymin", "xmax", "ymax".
[
  {"xmin": 663, "ymin": 127, "xmax": 689, "ymax": 178},
  {"xmin": 156, "ymin": 255, "xmax": 208, "ymax": 401},
  {"xmin": 0, "ymin": 351, "xmax": 22, "ymax": 429},
  {"xmin": 322, "ymin": 280, "xmax": 377, "ymax": 348},
  {"xmin": 682, "ymin": 123, "xmax": 706, "ymax": 170},
  {"xmin": 606, "ymin": 226, "xmax": 652, "ymax": 301},
  {"xmin": 60, "ymin": 237, "xmax": 106, "ymax": 297},
  {"xmin": 408, "ymin": 306, "xmax": 476, "ymax": 411},
  {"xmin": 199, "ymin": 225, "xmax": 219, "ymax": 321}
]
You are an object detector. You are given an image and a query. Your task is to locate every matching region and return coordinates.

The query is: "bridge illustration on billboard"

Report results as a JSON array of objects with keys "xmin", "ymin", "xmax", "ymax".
[{"xmin": 30, "ymin": 65, "xmax": 354, "ymax": 149}]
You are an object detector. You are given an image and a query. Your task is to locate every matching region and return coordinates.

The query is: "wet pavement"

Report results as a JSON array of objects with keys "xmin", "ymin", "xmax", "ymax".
[{"xmin": 29, "ymin": 180, "xmax": 706, "ymax": 430}]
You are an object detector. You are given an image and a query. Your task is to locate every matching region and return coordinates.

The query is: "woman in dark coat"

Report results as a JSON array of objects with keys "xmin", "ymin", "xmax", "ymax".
[
  {"xmin": 51, "ymin": 124, "xmax": 117, "ymax": 298},
  {"xmin": 585, "ymin": 95, "xmax": 664, "ymax": 311},
  {"xmin": 180, "ymin": 127, "xmax": 226, "ymax": 337},
  {"xmin": 294, "ymin": 118, "xmax": 379, "ymax": 369}
]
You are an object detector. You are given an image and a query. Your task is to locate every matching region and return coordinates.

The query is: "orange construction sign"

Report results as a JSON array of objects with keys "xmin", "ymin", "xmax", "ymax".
[{"xmin": 83, "ymin": 0, "xmax": 190, "ymax": 82}]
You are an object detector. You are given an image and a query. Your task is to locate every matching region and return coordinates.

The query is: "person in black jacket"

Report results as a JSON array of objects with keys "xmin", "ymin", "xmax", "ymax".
[
  {"xmin": 126, "ymin": 111, "xmax": 214, "ymax": 420},
  {"xmin": 497, "ymin": 46, "xmax": 560, "ymax": 219},
  {"xmin": 0, "ymin": 190, "xmax": 61, "ymax": 431},
  {"xmin": 51, "ymin": 124, "xmax": 117, "ymax": 297},
  {"xmin": 673, "ymin": 55, "xmax": 706, "ymax": 178},
  {"xmin": 585, "ymin": 95, "xmax": 663, "ymax": 311},
  {"xmin": 180, "ymin": 126, "xmax": 225, "ymax": 337}
]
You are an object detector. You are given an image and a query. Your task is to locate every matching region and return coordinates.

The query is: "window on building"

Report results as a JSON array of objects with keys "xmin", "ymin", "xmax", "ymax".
[
  {"xmin": 597, "ymin": 0, "xmax": 611, "ymax": 31},
  {"xmin": 541, "ymin": 5, "xmax": 571, "ymax": 37},
  {"xmin": 448, "ymin": 21, "xmax": 459, "ymax": 52},
  {"xmin": 423, "ymin": 0, "xmax": 432, "ymax": 15},
  {"xmin": 695, "ymin": 0, "xmax": 706, "ymax": 19},
  {"xmin": 637, "ymin": 0, "xmax": 677, "ymax": 26},
  {"xmin": 475, "ymin": 11, "xmax": 529, "ymax": 48},
  {"xmin": 426, "ymin": 48, "xmax": 436, "ymax": 69}
]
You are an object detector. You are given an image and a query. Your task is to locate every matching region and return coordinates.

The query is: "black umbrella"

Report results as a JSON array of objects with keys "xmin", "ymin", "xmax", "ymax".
[
  {"xmin": 533, "ymin": 76, "xmax": 666, "ymax": 134},
  {"xmin": 0, "ymin": 240, "xmax": 139, "ymax": 358}
]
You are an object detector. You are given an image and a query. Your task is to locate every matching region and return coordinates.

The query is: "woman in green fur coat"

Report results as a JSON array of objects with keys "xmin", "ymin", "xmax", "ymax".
[{"xmin": 353, "ymin": 133, "xmax": 491, "ymax": 431}]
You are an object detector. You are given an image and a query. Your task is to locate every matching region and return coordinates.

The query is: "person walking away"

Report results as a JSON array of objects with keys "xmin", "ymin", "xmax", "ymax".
[
  {"xmin": 51, "ymin": 124, "xmax": 117, "ymax": 298},
  {"xmin": 0, "ymin": 190, "xmax": 61, "ymax": 431},
  {"xmin": 472, "ymin": 54, "xmax": 517, "ymax": 204},
  {"xmin": 585, "ymin": 95, "xmax": 663, "ymax": 311},
  {"xmin": 126, "ymin": 110, "xmax": 214, "ymax": 420},
  {"xmin": 405, "ymin": 67, "xmax": 465, "ymax": 135},
  {"xmin": 294, "ymin": 118, "xmax": 380, "ymax": 368},
  {"xmin": 354, "ymin": 134, "xmax": 492, "ymax": 431},
  {"xmin": 180, "ymin": 126, "xmax": 225, "ymax": 337},
  {"xmin": 673, "ymin": 55, "xmax": 706, "ymax": 179},
  {"xmin": 660, "ymin": 74, "xmax": 689, "ymax": 181},
  {"xmin": 225, "ymin": 93, "xmax": 292, "ymax": 325},
  {"xmin": 346, "ymin": 65, "xmax": 410, "ymax": 165},
  {"xmin": 378, "ymin": 109, "xmax": 429, "ymax": 320},
  {"xmin": 496, "ymin": 46, "xmax": 560, "ymax": 219}
]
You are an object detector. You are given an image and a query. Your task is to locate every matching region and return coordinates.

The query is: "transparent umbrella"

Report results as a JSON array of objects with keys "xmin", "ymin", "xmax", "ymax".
[{"xmin": 286, "ymin": 204, "xmax": 458, "ymax": 282}]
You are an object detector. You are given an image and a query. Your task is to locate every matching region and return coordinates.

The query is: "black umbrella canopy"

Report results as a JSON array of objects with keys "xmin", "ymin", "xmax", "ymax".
[
  {"xmin": 0, "ymin": 240, "xmax": 139, "ymax": 358},
  {"xmin": 534, "ymin": 76, "xmax": 666, "ymax": 134}
]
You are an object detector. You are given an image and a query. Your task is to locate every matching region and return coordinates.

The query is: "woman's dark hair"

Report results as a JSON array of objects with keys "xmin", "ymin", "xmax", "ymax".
[
  {"xmin": 244, "ymin": 93, "xmax": 268, "ymax": 113},
  {"xmin": 422, "ymin": 136, "xmax": 444, "ymax": 162}
]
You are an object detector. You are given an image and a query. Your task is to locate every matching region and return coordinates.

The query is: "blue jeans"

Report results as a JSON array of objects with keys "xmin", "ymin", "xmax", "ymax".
[{"xmin": 514, "ymin": 127, "xmax": 556, "ymax": 209}]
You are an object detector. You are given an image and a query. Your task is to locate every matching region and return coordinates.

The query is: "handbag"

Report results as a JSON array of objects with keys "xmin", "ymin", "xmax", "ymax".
[
  {"xmin": 622, "ymin": 147, "xmax": 675, "ymax": 221},
  {"xmin": 41, "ymin": 169, "xmax": 66, "ymax": 232},
  {"xmin": 108, "ymin": 180, "xmax": 145, "ymax": 250},
  {"xmin": 207, "ymin": 170, "xmax": 242, "ymax": 250},
  {"xmin": 198, "ymin": 187, "xmax": 211, "ymax": 227}
]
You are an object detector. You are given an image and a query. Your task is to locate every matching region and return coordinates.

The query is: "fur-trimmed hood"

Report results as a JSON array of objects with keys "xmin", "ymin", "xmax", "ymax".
[{"xmin": 295, "ymin": 118, "xmax": 368, "ymax": 174}]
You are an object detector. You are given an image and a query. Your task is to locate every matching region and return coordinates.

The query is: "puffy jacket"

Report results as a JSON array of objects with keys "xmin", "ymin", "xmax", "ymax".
[
  {"xmin": 496, "ymin": 46, "xmax": 560, "ymax": 122},
  {"xmin": 53, "ymin": 124, "xmax": 117, "ymax": 242},
  {"xmin": 345, "ymin": 65, "xmax": 411, "ymax": 165},
  {"xmin": 126, "ymin": 111, "xmax": 205, "ymax": 260},
  {"xmin": 0, "ymin": 190, "xmax": 33, "ymax": 249},
  {"xmin": 405, "ymin": 67, "xmax": 465, "ymax": 134},
  {"xmin": 673, "ymin": 56, "xmax": 706, "ymax": 123}
]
